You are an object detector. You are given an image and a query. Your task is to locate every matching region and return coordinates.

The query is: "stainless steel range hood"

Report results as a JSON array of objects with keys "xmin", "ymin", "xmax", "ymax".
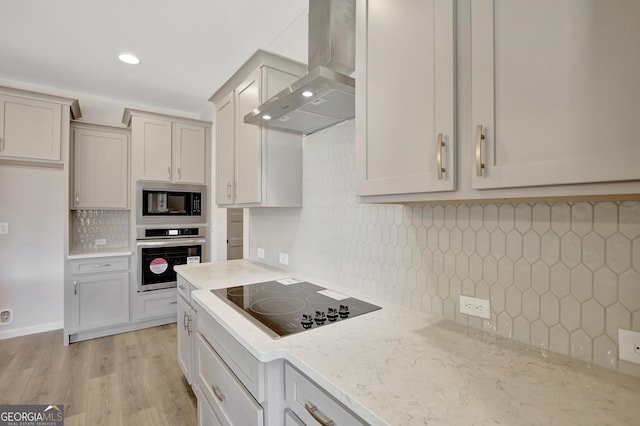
[{"xmin": 244, "ymin": 0, "xmax": 355, "ymax": 135}]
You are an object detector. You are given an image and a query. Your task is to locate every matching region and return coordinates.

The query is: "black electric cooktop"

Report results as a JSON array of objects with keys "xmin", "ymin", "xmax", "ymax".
[{"xmin": 211, "ymin": 279, "xmax": 381, "ymax": 339}]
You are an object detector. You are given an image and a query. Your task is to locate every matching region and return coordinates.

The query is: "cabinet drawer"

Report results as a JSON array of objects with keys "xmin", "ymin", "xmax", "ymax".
[
  {"xmin": 177, "ymin": 275, "xmax": 194, "ymax": 304},
  {"xmin": 196, "ymin": 334, "xmax": 263, "ymax": 426},
  {"xmin": 135, "ymin": 290, "xmax": 178, "ymax": 320},
  {"xmin": 285, "ymin": 363, "xmax": 366, "ymax": 426},
  {"xmin": 198, "ymin": 307, "xmax": 264, "ymax": 401},
  {"xmin": 70, "ymin": 256, "xmax": 129, "ymax": 275},
  {"xmin": 284, "ymin": 409, "xmax": 304, "ymax": 426},
  {"xmin": 196, "ymin": 387, "xmax": 224, "ymax": 426}
]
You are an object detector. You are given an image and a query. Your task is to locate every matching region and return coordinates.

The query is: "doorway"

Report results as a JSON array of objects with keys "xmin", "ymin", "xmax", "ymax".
[{"xmin": 226, "ymin": 208, "xmax": 243, "ymax": 260}]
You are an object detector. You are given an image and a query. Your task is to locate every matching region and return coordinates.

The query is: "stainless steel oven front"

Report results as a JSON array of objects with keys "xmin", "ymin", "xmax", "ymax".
[{"xmin": 136, "ymin": 227, "xmax": 206, "ymax": 292}]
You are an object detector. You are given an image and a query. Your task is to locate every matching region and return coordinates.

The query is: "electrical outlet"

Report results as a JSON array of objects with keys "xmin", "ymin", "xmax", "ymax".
[
  {"xmin": 279, "ymin": 252, "xmax": 289, "ymax": 265},
  {"xmin": 459, "ymin": 295, "xmax": 491, "ymax": 319},
  {"xmin": 0, "ymin": 309, "xmax": 13, "ymax": 325},
  {"xmin": 0, "ymin": 223, "xmax": 8, "ymax": 235},
  {"xmin": 257, "ymin": 248, "xmax": 265, "ymax": 259},
  {"xmin": 618, "ymin": 329, "xmax": 640, "ymax": 365}
]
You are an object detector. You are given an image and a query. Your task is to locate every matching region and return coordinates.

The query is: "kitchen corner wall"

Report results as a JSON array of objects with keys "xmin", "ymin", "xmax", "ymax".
[{"xmin": 248, "ymin": 119, "xmax": 640, "ymax": 378}]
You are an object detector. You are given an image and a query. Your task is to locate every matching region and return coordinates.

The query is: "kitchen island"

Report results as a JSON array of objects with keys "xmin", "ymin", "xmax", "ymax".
[{"xmin": 176, "ymin": 259, "xmax": 640, "ymax": 425}]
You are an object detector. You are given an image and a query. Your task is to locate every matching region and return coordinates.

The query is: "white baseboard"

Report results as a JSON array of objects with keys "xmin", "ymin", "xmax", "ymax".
[{"xmin": 0, "ymin": 321, "xmax": 63, "ymax": 340}]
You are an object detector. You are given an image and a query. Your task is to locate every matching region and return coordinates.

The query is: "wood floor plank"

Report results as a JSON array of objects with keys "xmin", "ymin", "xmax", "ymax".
[
  {"xmin": 0, "ymin": 366, "xmax": 34, "ymax": 404},
  {"xmin": 123, "ymin": 406, "xmax": 169, "ymax": 426},
  {"xmin": 85, "ymin": 373, "xmax": 123, "ymax": 426},
  {"xmin": 64, "ymin": 413, "xmax": 87, "ymax": 426},
  {"xmin": 54, "ymin": 336, "xmax": 93, "ymax": 417},
  {"xmin": 116, "ymin": 363, "xmax": 155, "ymax": 416},
  {"xmin": 89, "ymin": 334, "xmax": 116, "ymax": 379}
]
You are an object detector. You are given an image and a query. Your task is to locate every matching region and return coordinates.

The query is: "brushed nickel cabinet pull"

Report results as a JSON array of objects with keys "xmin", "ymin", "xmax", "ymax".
[
  {"xmin": 187, "ymin": 316, "xmax": 193, "ymax": 335},
  {"xmin": 475, "ymin": 125, "xmax": 486, "ymax": 177},
  {"xmin": 304, "ymin": 403, "xmax": 335, "ymax": 426},
  {"xmin": 93, "ymin": 263, "xmax": 110, "ymax": 268},
  {"xmin": 212, "ymin": 385, "xmax": 225, "ymax": 401},
  {"xmin": 226, "ymin": 182, "xmax": 232, "ymax": 199},
  {"xmin": 169, "ymin": 301, "xmax": 177, "ymax": 304},
  {"xmin": 167, "ymin": 166, "xmax": 171, "ymax": 179},
  {"xmin": 178, "ymin": 167, "xmax": 182, "ymax": 180},
  {"xmin": 75, "ymin": 193, "xmax": 79, "ymax": 206},
  {"xmin": 179, "ymin": 284, "xmax": 186, "ymax": 290},
  {"xmin": 436, "ymin": 133, "xmax": 446, "ymax": 180},
  {"xmin": 73, "ymin": 280, "xmax": 78, "ymax": 295},
  {"xmin": 183, "ymin": 312, "xmax": 189, "ymax": 331},
  {"xmin": 0, "ymin": 136, "xmax": 4, "ymax": 151}
]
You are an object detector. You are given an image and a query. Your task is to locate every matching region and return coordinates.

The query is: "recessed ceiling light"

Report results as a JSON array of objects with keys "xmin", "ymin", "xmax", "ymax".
[
  {"xmin": 118, "ymin": 53, "xmax": 140, "ymax": 65},
  {"xmin": 262, "ymin": 114, "xmax": 272, "ymax": 120},
  {"xmin": 302, "ymin": 90, "xmax": 314, "ymax": 97}
]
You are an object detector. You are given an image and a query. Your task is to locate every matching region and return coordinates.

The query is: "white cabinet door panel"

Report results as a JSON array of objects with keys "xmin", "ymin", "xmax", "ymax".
[
  {"xmin": 216, "ymin": 93, "xmax": 235, "ymax": 205},
  {"xmin": 356, "ymin": 0, "xmax": 456, "ymax": 196},
  {"xmin": 235, "ymin": 69, "xmax": 262, "ymax": 205},
  {"xmin": 471, "ymin": 0, "xmax": 640, "ymax": 189},
  {"xmin": 173, "ymin": 122, "xmax": 206, "ymax": 184},
  {"xmin": 0, "ymin": 95, "xmax": 62, "ymax": 161},
  {"xmin": 72, "ymin": 272, "xmax": 129, "ymax": 331}
]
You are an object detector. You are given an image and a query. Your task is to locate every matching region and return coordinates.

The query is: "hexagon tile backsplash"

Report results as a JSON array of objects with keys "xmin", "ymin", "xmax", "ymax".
[{"xmin": 248, "ymin": 119, "xmax": 640, "ymax": 377}]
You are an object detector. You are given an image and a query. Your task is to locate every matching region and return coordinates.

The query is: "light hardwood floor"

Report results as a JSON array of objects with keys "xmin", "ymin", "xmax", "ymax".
[{"xmin": 0, "ymin": 324, "xmax": 197, "ymax": 425}]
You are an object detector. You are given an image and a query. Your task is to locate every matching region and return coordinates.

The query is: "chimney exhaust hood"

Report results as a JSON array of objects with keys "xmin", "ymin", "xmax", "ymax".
[{"xmin": 244, "ymin": 0, "xmax": 355, "ymax": 135}]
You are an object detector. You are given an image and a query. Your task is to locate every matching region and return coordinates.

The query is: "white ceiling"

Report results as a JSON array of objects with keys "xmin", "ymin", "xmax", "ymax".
[{"xmin": 0, "ymin": 0, "xmax": 309, "ymax": 116}]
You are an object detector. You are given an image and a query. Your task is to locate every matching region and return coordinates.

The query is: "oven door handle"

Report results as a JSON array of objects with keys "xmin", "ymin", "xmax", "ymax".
[{"xmin": 136, "ymin": 237, "xmax": 206, "ymax": 248}]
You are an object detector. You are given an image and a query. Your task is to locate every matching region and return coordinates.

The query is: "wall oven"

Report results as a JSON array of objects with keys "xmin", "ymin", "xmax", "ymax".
[
  {"xmin": 137, "ymin": 181, "xmax": 205, "ymax": 225},
  {"xmin": 136, "ymin": 226, "xmax": 206, "ymax": 292}
]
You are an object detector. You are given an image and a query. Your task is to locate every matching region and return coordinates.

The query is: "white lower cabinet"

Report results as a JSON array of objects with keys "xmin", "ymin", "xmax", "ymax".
[
  {"xmin": 285, "ymin": 363, "xmax": 366, "ymax": 426},
  {"xmin": 134, "ymin": 288, "xmax": 177, "ymax": 320},
  {"xmin": 177, "ymin": 292, "xmax": 196, "ymax": 384},
  {"xmin": 191, "ymin": 297, "xmax": 368, "ymax": 426},
  {"xmin": 69, "ymin": 256, "xmax": 130, "ymax": 332},
  {"xmin": 196, "ymin": 334, "xmax": 263, "ymax": 426}
]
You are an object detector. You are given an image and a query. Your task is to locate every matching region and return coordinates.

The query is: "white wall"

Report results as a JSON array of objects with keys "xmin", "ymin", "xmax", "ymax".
[{"xmin": 0, "ymin": 166, "xmax": 66, "ymax": 337}]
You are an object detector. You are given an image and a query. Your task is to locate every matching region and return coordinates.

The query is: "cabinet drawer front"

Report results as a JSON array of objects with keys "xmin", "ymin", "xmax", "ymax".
[
  {"xmin": 284, "ymin": 409, "xmax": 305, "ymax": 426},
  {"xmin": 135, "ymin": 290, "xmax": 177, "ymax": 320},
  {"xmin": 198, "ymin": 308, "xmax": 263, "ymax": 401},
  {"xmin": 70, "ymin": 256, "xmax": 129, "ymax": 274},
  {"xmin": 285, "ymin": 363, "xmax": 366, "ymax": 426},
  {"xmin": 177, "ymin": 275, "xmax": 194, "ymax": 303},
  {"xmin": 196, "ymin": 334, "xmax": 263, "ymax": 426}
]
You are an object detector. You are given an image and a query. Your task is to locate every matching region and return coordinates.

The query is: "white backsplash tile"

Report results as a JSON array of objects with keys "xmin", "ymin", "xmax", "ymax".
[{"xmin": 248, "ymin": 119, "xmax": 640, "ymax": 376}]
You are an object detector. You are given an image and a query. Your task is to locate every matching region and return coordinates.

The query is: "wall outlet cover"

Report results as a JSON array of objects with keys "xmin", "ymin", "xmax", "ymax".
[
  {"xmin": 0, "ymin": 308, "xmax": 13, "ymax": 325},
  {"xmin": 0, "ymin": 223, "xmax": 8, "ymax": 235},
  {"xmin": 459, "ymin": 295, "xmax": 491, "ymax": 319},
  {"xmin": 257, "ymin": 248, "xmax": 265, "ymax": 259},
  {"xmin": 279, "ymin": 252, "xmax": 289, "ymax": 265},
  {"xmin": 618, "ymin": 328, "xmax": 640, "ymax": 365}
]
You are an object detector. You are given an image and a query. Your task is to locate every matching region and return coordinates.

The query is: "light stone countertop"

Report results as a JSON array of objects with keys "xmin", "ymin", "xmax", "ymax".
[
  {"xmin": 177, "ymin": 260, "xmax": 640, "ymax": 426},
  {"xmin": 67, "ymin": 247, "xmax": 132, "ymax": 259}
]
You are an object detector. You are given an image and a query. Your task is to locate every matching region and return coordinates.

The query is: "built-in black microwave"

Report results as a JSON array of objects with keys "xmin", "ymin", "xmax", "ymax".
[{"xmin": 137, "ymin": 182, "xmax": 205, "ymax": 225}]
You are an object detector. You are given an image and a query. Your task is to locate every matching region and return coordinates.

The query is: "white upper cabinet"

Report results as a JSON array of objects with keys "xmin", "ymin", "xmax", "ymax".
[
  {"xmin": 124, "ymin": 109, "xmax": 211, "ymax": 185},
  {"xmin": 356, "ymin": 0, "xmax": 640, "ymax": 203},
  {"xmin": 173, "ymin": 122, "xmax": 207, "ymax": 184},
  {"xmin": 234, "ymin": 69, "xmax": 263, "ymax": 205},
  {"xmin": 0, "ymin": 87, "xmax": 80, "ymax": 165},
  {"xmin": 356, "ymin": 0, "xmax": 456, "ymax": 197},
  {"xmin": 216, "ymin": 92, "xmax": 236, "ymax": 205},
  {"xmin": 210, "ymin": 50, "xmax": 306, "ymax": 208},
  {"xmin": 471, "ymin": 0, "xmax": 640, "ymax": 189},
  {"xmin": 72, "ymin": 123, "xmax": 129, "ymax": 209}
]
